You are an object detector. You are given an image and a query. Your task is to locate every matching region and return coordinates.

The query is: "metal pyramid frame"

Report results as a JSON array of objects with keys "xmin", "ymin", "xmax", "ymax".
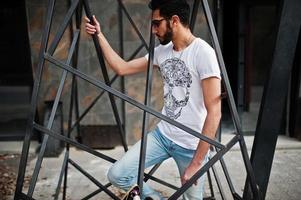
[{"xmin": 14, "ymin": 0, "xmax": 261, "ymax": 199}]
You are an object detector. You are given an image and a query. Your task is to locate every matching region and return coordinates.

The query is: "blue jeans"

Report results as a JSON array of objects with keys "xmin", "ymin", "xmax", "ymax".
[{"xmin": 107, "ymin": 128, "xmax": 208, "ymax": 199}]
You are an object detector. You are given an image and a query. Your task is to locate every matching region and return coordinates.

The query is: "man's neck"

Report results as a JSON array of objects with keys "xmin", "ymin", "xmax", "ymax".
[{"xmin": 172, "ymin": 27, "xmax": 195, "ymax": 51}]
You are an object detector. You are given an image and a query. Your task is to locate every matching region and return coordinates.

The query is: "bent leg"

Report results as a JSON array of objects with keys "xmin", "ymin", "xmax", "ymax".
[{"xmin": 107, "ymin": 128, "xmax": 170, "ymax": 198}]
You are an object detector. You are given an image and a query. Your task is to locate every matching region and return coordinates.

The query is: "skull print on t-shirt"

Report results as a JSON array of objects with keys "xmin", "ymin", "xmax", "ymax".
[{"xmin": 159, "ymin": 57, "xmax": 192, "ymax": 120}]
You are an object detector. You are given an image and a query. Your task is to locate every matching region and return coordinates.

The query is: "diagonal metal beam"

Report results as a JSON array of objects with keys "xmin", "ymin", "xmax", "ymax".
[
  {"xmin": 68, "ymin": 159, "xmax": 119, "ymax": 200},
  {"xmin": 81, "ymin": 183, "xmax": 112, "ymax": 200},
  {"xmin": 83, "ymin": 0, "xmax": 128, "ymax": 152},
  {"xmin": 117, "ymin": 0, "xmax": 149, "ymax": 50},
  {"xmin": 27, "ymin": 30, "xmax": 80, "ymax": 197},
  {"xmin": 68, "ymin": 43, "xmax": 144, "ymax": 134},
  {"xmin": 54, "ymin": 150, "xmax": 69, "ymax": 200},
  {"xmin": 47, "ymin": 0, "xmax": 80, "ymax": 55},
  {"xmin": 169, "ymin": 135, "xmax": 240, "ymax": 199},
  {"xmin": 14, "ymin": 0, "xmax": 56, "ymax": 198},
  {"xmin": 33, "ymin": 123, "xmax": 116, "ymax": 163},
  {"xmin": 44, "ymin": 53, "xmax": 225, "ymax": 149}
]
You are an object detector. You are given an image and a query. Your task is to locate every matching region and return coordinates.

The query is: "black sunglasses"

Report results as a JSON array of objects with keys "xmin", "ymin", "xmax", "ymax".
[{"xmin": 151, "ymin": 18, "xmax": 166, "ymax": 27}]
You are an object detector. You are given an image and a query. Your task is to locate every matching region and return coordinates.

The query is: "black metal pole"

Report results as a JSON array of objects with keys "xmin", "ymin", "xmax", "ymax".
[
  {"xmin": 68, "ymin": 159, "xmax": 120, "ymax": 200},
  {"xmin": 201, "ymin": 0, "xmax": 261, "ymax": 199},
  {"xmin": 62, "ymin": 73, "xmax": 75, "ymax": 200},
  {"xmin": 206, "ymin": 170, "xmax": 215, "ymax": 199},
  {"xmin": 47, "ymin": 0, "xmax": 80, "ymax": 55},
  {"xmin": 54, "ymin": 150, "xmax": 69, "ymax": 200},
  {"xmin": 137, "ymin": 30, "xmax": 155, "ymax": 192},
  {"xmin": 73, "ymin": 0, "xmax": 83, "ymax": 142},
  {"xmin": 116, "ymin": 0, "xmax": 149, "ymax": 50},
  {"xmin": 27, "ymin": 30, "xmax": 80, "ymax": 197},
  {"xmin": 14, "ymin": 0, "xmax": 56, "ymax": 198},
  {"xmin": 211, "ymin": 163, "xmax": 226, "ymax": 200},
  {"xmin": 244, "ymin": 0, "xmax": 301, "ymax": 198},
  {"xmin": 82, "ymin": 0, "xmax": 128, "ymax": 152},
  {"xmin": 118, "ymin": 2, "xmax": 126, "ymax": 134},
  {"xmin": 33, "ymin": 123, "xmax": 116, "ymax": 163},
  {"xmin": 190, "ymin": 0, "xmax": 201, "ymax": 32}
]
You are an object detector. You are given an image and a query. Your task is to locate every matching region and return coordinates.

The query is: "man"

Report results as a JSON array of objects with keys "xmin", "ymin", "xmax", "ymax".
[{"xmin": 85, "ymin": 0, "xmax": 221, "ymax": 199}]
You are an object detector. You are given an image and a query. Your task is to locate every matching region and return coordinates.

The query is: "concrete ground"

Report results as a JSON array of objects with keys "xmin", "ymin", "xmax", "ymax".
[{"xmin": 1, "ymin": 133, "xmax": 301, "ymax": 200}]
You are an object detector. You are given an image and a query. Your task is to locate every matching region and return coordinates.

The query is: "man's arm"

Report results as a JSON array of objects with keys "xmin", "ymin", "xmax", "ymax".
[
  {"xmin": 181, "ymin": 76, "xmax": 221, "ymax": 185},
  {"xmin": 85, "ymin": 16, "xmax": 148, "ymax": 76}
]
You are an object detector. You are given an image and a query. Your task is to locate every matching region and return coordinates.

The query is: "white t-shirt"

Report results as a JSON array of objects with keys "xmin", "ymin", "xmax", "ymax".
[{"xmin": 145, "ymin": 38, "xmax": 221, "ymax": 150}]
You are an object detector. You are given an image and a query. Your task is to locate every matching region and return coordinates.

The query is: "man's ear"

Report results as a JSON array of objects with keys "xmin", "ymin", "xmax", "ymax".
[{"xmin": 171, "ymin": 15, "xmax": 181, "ymax": 26}]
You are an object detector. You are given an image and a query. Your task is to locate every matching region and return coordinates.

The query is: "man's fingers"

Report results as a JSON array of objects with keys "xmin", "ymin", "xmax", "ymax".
[
  {"xmin": 84, "ymin": 16, "xmax": 90, "ymax": 22},
  {"xmin": 85, "ymin": 23, "xmax": 95, "ymax": 29},
  {"xmin": 92, "ymin": 15, "xmax": 99, "ymax": 25}
]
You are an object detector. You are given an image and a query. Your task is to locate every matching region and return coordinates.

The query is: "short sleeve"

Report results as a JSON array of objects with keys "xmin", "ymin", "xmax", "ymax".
[
  {"xmin": 196, "ymin": 44, "xmax": 221, "ymax": 80},
  {"xmin": 144, "ymin": 45, "xmax": 160, "ymax": 66}
]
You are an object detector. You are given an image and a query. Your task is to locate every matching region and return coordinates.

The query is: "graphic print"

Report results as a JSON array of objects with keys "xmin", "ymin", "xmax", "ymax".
[{"xmin": 159, "ymin": 57, "xmax": 192, "ymax": 119}]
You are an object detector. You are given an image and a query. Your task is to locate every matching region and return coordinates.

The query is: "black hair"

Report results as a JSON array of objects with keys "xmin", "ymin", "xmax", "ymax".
[{"xmin": 148, "ymin": 0, "xmax": 190, "ymax": 27}]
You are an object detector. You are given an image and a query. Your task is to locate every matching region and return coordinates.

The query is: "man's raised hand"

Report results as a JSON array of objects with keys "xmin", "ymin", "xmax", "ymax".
[{"xmin": 85, "ymin": 15, "xmax": 101, "ymax": 35}]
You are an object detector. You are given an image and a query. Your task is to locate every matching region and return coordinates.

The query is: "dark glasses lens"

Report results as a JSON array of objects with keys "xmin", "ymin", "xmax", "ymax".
[{"xmin": 151, "ymin": 18, "xmax": 165, "ymax": 27}]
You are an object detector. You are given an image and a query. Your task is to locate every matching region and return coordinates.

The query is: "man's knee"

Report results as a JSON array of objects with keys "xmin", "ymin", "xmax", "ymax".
[
  {"xmin": 107, "ymin": 164, "xmax": 120, "ymax": 185},
  {"xmin": 107, "ymin": 163, "xmax": 134, "ymax": 188}
]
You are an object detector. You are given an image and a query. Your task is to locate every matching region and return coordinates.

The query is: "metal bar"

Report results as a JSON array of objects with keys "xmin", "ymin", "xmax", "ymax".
[
  {"xmin": 143, "ymin": 162, "xmax": 180, "ymax": 190},
  {"xmin": 72, "ymin": 0, "xmax": 83, "ymax": 142},
  {"xmin": 44, "ymin": 53, "xmax": 225, "ymax": 150},
  {"xmin": 69, "ymin": 74, "xmax": 119, "ymax": 132},
  {"xmin": 74, "ymin": 74, "xmax": 81, "ymax": 140},
  {"xmin": 201, "ymin": 0, "xmax": 260, "ymax": 198},
  {"xmin": 118, "ymin": 2, "xmax": 126, "ymax": 132},
  {"xmin": 68, "ymin": 159, "xmax": 119, "ymax": 200},
  {"xmin": 144, "ymin": 174, "xmax": 179, "ymax": 191},
  {"xmin": 63, "ymin": 2, "xmax": 83, "ymax": 193},
  {"xmin": 137, "ymin": 31, "xmax": 155, "ymax": 192},
  {"xmin": 68, "ymin": 43, "xmax": 144, "ymax": 134},
  {"xmin": 190, "ymin": 0, "xmax": 201, "ymax": 32},
  {"xmin": 143, "ymin": 163, "xmax": 161, "ymax": 182},
  {"xmin": 169, "ymin": 135, "xmax": 240, "ymax": 199},
  {"xmin": 14, "ymin": 0, "xmax": 56, "ymax": 198},
  {"xmin": 54, "ymin": 150, "xmax": 69, "ymax": 200},
  {"xmin": 33, "ymin": 123, "xmax": 116, "ymax": 163},
  {"xmin": 63, "ymin": 72, "xmax": 76, "ymax": 200},
  {"xmin": 218, "ymin": 156, "xmax": 237, "ymax": 197},
  {"xmin": 80, "ymin": 171, "xmax": 178, "ymax": 200},
  {"xmin": 27, "ymin": 30, "xmax": 80, "ymax": 197},
  {"xmin": 245, "ymin": 0, "xmax": 301, "ymax": 198},
  {"xmin": 116, "ymin": 0, "xmax": 149, "ymax": 50},
  {"xmin": 206, "ymin": 170, "xmax": 215, "ymax": 198},
  {"xmin": 83, "ymin": 0, "xmax": 128, "ymax": 152},
  {"xmin": 211, "ymin": 163, "xmax": 226, "ymax": 200},
  {"xmin": 47, "ymin": 0, "xmax": 79, "ymax": 55},
  {"xmin": 81, "ymin": 183, "xmax": 112, "ymax": 200}
]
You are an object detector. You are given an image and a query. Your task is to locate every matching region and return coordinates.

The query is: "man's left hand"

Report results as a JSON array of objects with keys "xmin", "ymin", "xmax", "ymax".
[{"xmin": 181, "ymin": 162, "xmax": 202, "ymax": 186}]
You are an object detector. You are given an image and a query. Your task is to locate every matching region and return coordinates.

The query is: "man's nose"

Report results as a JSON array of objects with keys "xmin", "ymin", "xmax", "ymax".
[{"xmin": 152, "ymin": 26, "xmax": 158, "ymax": 34}]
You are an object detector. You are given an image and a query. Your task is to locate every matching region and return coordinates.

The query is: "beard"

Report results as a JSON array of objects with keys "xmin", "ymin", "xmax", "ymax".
[{"xmin": 158, "ymin": 23, "xmax": 173, "ymax": 45}]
